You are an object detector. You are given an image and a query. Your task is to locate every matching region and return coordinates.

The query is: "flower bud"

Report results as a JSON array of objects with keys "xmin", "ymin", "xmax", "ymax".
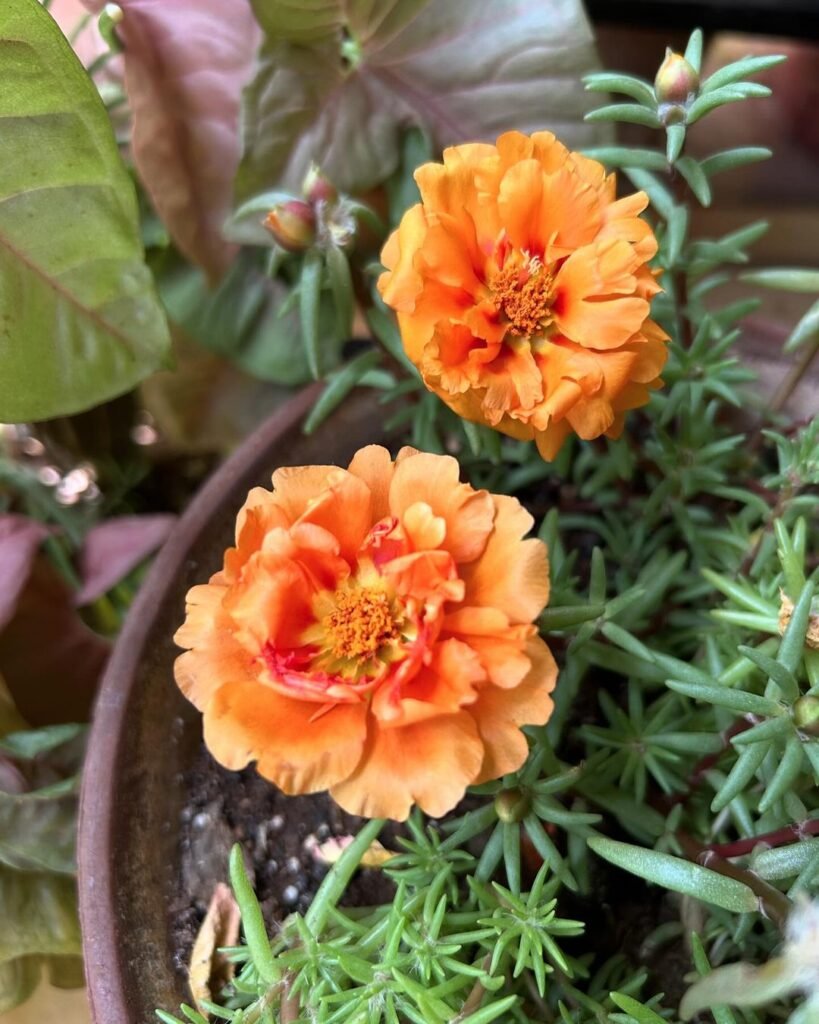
[
  {"xmin": 302, "ymin": 163, "xmax": 338, "ymax": 207},
  {"xmin": 494, "ymin": 786, "xmax": 530, "ymax": 823},
  {"xmin": 793, "ymin": 695, "xmax": 819, "ymax": 737},
  {"xmin": 654, "ymin": 49, "xmax": 699, "ymax": 105},
  {"xmin": 263, "ymin": 200, "xmax": 316, "ymax": 252}
]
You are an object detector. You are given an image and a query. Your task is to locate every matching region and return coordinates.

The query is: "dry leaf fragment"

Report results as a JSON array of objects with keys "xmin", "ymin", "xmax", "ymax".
[
  {"xmin": 305, "ymin": 833, "xmax": 395, "ymax": 868},
  {"xmin": 778, "ymin": 591, "xmax": 819, "ymax": 650},
  {"xmin": 188, "ymin": 882, "xmax": 241, "ymax": 1015}
]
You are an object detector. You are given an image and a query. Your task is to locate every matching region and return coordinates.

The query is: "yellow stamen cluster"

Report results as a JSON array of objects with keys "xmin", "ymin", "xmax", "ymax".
[
  {"xmin": 492, "ymin": 261, "xmax": 554, "ymax": 337},
  {"xmin": 323, "ymin": 587, "xmax": 398, "ymax": 661}
]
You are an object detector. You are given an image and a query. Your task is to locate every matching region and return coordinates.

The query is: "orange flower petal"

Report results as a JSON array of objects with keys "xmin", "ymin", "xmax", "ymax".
[
  {"xmin": 204, "ymin": 680, "xmax": 367, "ymax": 793},
  {"xmin": 347, "ymin": 444, "xmax": 394, "ymax": 522},
  {"xmin": 471, "ymin": 637, "xmax": 558, "ymax": 783},
  {"xmin": 553, "ymin": 239, "xmax": 649, "ymax": 350},
  {"xmin": 443, "ymin": 606, "xmax": 534, "ymax": 688},
  {"xmin": 330, "ymin": 712, "xmax": 484, "ymax": 820},
  {"xmin": 174, "ymin": 584, "xmax": 253, "ymax": 708},
  {"xmin": 461, "ymin": 495, "xmax": 549, "ymax": 622},
  {"xmin": 279, "ymin": 467, "xmax": 374, "ymax": 564},
  {"xmin": 389, "ymin": 450, "xmax": 495, "ymax": 563},
  {"xmin": 378, "ymin": 203, "xmax": 427, "ymax": 312},
  {"xmin": 372, "ymin": 637, "xmax": 485, "ymax": 725}
]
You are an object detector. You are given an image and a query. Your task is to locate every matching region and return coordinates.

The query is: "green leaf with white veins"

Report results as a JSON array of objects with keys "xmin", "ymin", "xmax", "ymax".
[
  {"xmin": 0, "ymin": 0, "xmax": 171, "ymax": 422},
  {"xmin": 237, "ymin": 0, "xmax": 605, "ymax": 199}
]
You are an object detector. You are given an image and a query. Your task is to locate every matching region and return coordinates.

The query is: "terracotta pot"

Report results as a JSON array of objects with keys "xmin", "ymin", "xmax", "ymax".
[{"xmin": 78, "ymin": 386, "xmax": 384, "ymax": 1024}]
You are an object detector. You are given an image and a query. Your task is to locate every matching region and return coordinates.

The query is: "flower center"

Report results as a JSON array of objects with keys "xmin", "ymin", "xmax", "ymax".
[
  {"xmin": 322, "ymin": 586, "xmax": 399, "ymax": 661},
  {"xmin": 492, "ymin": 258, "xmax": 554, "ymax": 338}
]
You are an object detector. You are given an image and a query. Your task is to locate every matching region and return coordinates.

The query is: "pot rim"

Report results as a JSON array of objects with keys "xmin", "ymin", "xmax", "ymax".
[{"xmin": 77, "ymin": 384, "xmax": 320, "ymax": 1024}]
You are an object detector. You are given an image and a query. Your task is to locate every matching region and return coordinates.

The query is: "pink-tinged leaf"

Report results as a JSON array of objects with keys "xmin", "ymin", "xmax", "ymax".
[
  {"xmin": 0, "ymin": 517, "xmax": 51, "ymax": 631},
  {"xmin": 237, "ymin": 0, "xmax": 605, "ymax": 200},
  {"xmin": 75, "ymin": 514, "xmax": 175, "ymax": 607},
  {"xmin": 116, "ymin": 0, "xmax": 260, "ymax": 282},
  {"xmin": 0, "ymin": 516, "xmax": 109, "ymax": 725}
]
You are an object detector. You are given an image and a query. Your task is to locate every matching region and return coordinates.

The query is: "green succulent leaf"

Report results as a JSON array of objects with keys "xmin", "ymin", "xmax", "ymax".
[
  {"xmin": 304, "ymin": 348, "xmax": 382, "ymax": 434},
  {"xmin": 0, "ymin": 0, "xmax": 171, "ymax": 421},
  {"xmin": 583, "ymin": 72, "xmax": 656, "ymax": 106},
  {"xmin": 588, "ymin": 837, "xmax": 759, "ymax": 912},
  {"xmin": 680, "ymin": 957, "xmax": 798, "ymax": 1019},
  {"xmin": 740, "ymin": 267, "xmax": 819, "ymax": 293},
  {"xmin": 701, "ymin": 54, "xmax": 786, "ymax": 93}
]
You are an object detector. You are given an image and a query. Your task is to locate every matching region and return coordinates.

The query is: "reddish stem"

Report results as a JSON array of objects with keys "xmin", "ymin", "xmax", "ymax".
[
  {"xmin": 677, "ymin": 832, "xmax": 791, "ymax": 930},
  {"xmin": 706, "ymin": 818, "xmax": 819, "ymax": 859},
  {"xmin": 662, "ymin": 718, "xmax": 754, "ymax": 810}
]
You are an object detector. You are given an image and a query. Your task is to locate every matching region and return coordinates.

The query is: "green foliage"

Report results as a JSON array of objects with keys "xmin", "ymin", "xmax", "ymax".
[
  {"xmin": 0, "ymin": 723, "xmax": 85, "ymax": 1012},
  {"xmin": 150, "ymin": 22, "xmax": 819, "ymax": 1024},
  {"xmin": 237, "ymin": 0, "xmax": 604, "ymax": 199},
  {"xmin": 0, "ymin": 0, "xmax": 170, "ymax": 422}
]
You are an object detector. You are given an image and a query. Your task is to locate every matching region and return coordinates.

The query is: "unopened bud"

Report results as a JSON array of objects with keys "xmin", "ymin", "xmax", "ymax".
[
  {"xmin": 654, "ymin": 49, "xmax": 699, "ymax": 105},
  {"xmin": 103, "ymin": 2, "xmax": 124, "ymax": 24},
  {"xmin": 494, "ymin": 787, "xmax": 530, "ymax": 824},
  {"xmin": 302, "ymin": 164, "xmax": 338, "ymax": 207},
  {"xmin": 793, "ymin": 695, "xmax": 819, "ymax": 737},
  {"xmin": 263, "ymin": 200, "xmax": 316, "ymax": 252}
]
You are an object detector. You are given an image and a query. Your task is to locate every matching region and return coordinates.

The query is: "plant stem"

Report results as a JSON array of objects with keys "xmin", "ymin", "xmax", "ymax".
[
  {"xmin": 305, "ymin": 817, "xmax": 385, "ymax": 937},
  {"xmin": 677, "ymin": 831, "xmax": 792, "ymax": 930},
  {"xmin": 279, "ymin": 975, "xmax": 300, "ymax": 1024},
  {"xmin": 705, "ymin": 819, "xmax": 819, "ymax": 859},
  {"xmin": 669, "ymin": 167, "xmax": 694, "ymax": 350},
  {"xmin": 770, "ymin": 334, "xmax": 819, "ymax": 414}
]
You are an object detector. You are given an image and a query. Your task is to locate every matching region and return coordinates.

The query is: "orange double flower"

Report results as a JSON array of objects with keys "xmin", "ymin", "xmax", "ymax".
[
  {"xmin": 378, "ymin": 131, "xmax": 668, "ymax": 458},
  {"xmin": 175, "ymin": 447, "xmax": 556, "ymax": 821}
]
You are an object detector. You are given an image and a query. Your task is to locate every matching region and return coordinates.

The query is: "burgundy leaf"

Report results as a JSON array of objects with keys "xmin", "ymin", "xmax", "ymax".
[
  {"xmin": 75, "ymin": 514, "xmax": 175, "ymax": 607},
  {"xmin": 0, "ymin": 517, "xmax": 51, "ymax": 632},
  {"xmin": 115, "ymin": 0, "xmax": 260, "ymax": 282},
  {"xmin": 0, "ymin": 517, "xmax": 109, "ymax": 725}
]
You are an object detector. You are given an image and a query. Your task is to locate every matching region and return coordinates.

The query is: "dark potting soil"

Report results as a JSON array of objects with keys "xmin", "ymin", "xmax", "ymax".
[
  {"xmin": 169, "ymin": 743, "xmax": 405, "ymax": 983},
  {"xmin": 169, "ymin": 744, "xmax": 691, "ymax": 1010}
]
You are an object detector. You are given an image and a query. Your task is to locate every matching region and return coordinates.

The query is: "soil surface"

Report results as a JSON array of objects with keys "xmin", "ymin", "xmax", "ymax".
[
  {"xmin": 169, "ymin": 743, "xmax": 691, "ymax": 1009},
  {"xmin": 169, "ymin": 743, "xmax": 405, "ymax": 983}
]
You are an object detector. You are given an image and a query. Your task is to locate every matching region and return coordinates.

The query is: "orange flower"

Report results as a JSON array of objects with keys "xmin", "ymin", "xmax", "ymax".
[
  {"xmin": 378, "ymin": 131, "xmax": 669, "ymax": 459},
  {"xmin": 174, "ymin": 446, "xmax": 557, "ymax": 821}
]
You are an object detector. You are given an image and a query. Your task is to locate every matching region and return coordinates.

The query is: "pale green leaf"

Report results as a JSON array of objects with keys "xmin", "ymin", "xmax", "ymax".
[
  {"xmin": 680, "ymin": 958, "xmax": 798, "ymax": 1019},
  {"xmin": 741, "ymin": 268, "xmax": 819, "ymax": 293},
  {"xmin": 158, "ymin": 251, "xmax": 328, "ymax": 386},
  {"xmin": 0, "ymin": 0, "xmax": 171, "ymax": 421},
  {"xmin": 0, "ymin": 871, "xmax": 81, "ymax": 1001},
  {"xmin": 588, "ymin": 837, "xmax": 758, "ymax": 912},
  {"xmin": 702, "ymin": 54, "xmax": 786, "ymax": 93},
  {"xmin": 784, "ymin": 299, "xmax": 819, "ymax": 353},
  {"xmin": 583, "ymin": 72, "xmax": 655, "ymax": 106}
]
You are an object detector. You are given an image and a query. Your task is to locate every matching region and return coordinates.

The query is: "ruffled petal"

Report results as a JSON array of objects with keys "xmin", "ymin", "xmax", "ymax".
[
  {"xmin": 204, "ymin": 680, "xmax": 367, "ymax": 793},
  {"xmin": 330, "ymin": 712, "xmax": 484, "ymax": 820},
  {"xmin": 461, "ymin": 495, "xmax": 549, "ymax": 622},
  {"xmin": 389, "ymin": 450, "xmax": 495, "ymax": 564},
  {"xmin": 470, "ymin": 637, "xmax": 558, "ymax": 783}
]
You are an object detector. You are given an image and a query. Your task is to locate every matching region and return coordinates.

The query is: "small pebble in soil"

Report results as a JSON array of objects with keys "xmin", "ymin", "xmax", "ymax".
[
  {"xmin": 170, "ymin": 745, "xmax": 403, "ymax": 986},
  {"xmin": 281, "ymin": 884, "xmax": 300, "ymax": 906}
]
